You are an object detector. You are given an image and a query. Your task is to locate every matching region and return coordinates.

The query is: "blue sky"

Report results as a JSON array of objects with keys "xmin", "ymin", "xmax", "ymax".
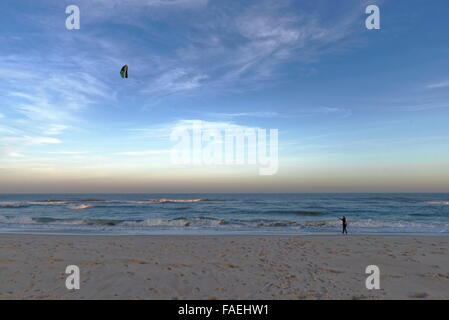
[{"xmin": 0, "ymin": 0, "xmax": 449, "ymax": 192}]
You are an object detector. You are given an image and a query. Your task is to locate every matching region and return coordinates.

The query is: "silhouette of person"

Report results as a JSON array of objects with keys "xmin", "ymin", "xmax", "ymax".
[{"xmin": 339, "ymin": 216, "xmax": 348, "ymax": 234}]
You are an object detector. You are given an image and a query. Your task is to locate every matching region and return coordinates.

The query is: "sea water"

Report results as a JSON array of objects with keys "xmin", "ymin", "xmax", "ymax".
[{"xmin": 0, "ymin": 193, "xmax": 448, "ymax": 235}]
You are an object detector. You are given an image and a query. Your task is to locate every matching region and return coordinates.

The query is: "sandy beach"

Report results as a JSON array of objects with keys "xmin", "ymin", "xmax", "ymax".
[{"xmin": 0, "ymin": 234, "xmax": 448, "ymax": 300}]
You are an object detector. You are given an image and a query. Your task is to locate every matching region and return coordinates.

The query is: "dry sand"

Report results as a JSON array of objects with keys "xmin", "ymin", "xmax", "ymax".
[{"xmin": 0, "ymin": 234, "xmax": 448, "ymax": 300}]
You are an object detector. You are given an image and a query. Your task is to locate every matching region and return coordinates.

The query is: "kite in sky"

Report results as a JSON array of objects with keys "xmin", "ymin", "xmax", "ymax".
[{"xmin": 120, "ymin": 65, "xmax": 128, "ymax": 79}]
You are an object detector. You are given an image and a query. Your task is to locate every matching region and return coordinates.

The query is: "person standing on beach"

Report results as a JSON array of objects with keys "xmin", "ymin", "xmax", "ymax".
[{"xmin": 339, "ymin": 216, "xmax": 348, "ymax": 234}]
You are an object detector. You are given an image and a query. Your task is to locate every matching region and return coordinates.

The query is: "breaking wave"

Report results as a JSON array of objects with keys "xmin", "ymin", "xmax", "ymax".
[
  {"xmin": 122, "ymin": 217, "xmax": 226, "ymax": 227},
  {"xmin": 426, "ymin": 201, "xmax": 449, "ymax": 205},
  {"xmin": 29, "ymin": 200, "xmax": 71, "ymax": 205},
  {"xmin": 0, "ymin": 202, "xmax": 28, "ymax": 208},
  {"xmin": 149, "ymin": 199, "xmax": 209, "ymax": 204},
  {"xmin": 68, "ymin": 204, "xmax": 93, "ymax": 210},
  {"xmin": 0, "ymin": 215, "xmax": 36, "ymax": 224}
]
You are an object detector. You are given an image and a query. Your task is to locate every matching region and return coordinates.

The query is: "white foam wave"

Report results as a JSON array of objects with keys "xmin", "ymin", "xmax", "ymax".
[
  {"xmin": 28, "ymin": 201, "xmax": 70, "ymax": 205},
  {"xmin": 340, "ymin": 219, "xmax": 448, "ymax": 230},
  {"xmin": 0, "ymin": 202, "xmax": 26, "ymax": 208},
  {"xmin": 67, "ymin": 204, "xmax": 93, "ymax": 210},
  {"xmin": 122, "ymin": 218, "xmax": 225, "ymax": 227},
  {"xmin": 0, "ymin": 215, "xmax": 36, "ymax": 224},
  {"xmin": 426, "ymin": 201, "xmax": 449, "ymax": 205},
  {"xmin": 149, "ymin": 199, "xmax": 207, "ymax": 204}
]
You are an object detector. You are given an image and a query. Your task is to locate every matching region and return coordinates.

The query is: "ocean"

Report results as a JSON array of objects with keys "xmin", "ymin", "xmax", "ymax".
[{"xmin": 0, "ymin": 193, "xmax": 448, "ymax": 235}]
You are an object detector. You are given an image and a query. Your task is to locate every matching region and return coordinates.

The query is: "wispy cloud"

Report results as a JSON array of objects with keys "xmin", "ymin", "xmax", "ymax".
[
  {"xmin": 319, "ymin": 107, "xmax": 353, "ymax": 118},
  {"xmin": 120, "ymin": 119, "xmax": 265, "ymax": 160},
  {"xmin": 70, "ymin": 0, "xmax": 209, "ymax": 26},
  {"xmin": 45, "ymin": 124, "xmax": 70, "ymax": 136},
  {"xmin": 143, "ymin": 68, "xmax": 208, "ymax": 98},
  {"xmin": 427, "ymin": 80, "xmax": 449, "ymax": 89},
  {"xmin": 205, "ymin": 111, "xmax": 279, "ymax": 119},
  {"xmin": 84, "ymin": 0, "xmax": 208, "ymax": 8},
  {"xmin": 115, "ymin": 150, "xmax": 171, "ymax": 156},
  {"xmin": 0, "ymin": 47, "xmax": 116, "ymax": 154},
  {"xmin": 3, "ymin": 136, "xmax": 61, "ymax": 145},
  {"xmin": 0, "ymin": 145, "xmax": 25, "ymax": 159},
  {"xmin": 123, "ymin": 0, "xmax": 375, "ymax": 100},
  {"xmin": 47, "ymin": 151, "xmax": 87, "ymax": 155},
  {"xmin": 129, "ymin": 119, "xmax": 264, "ymax": 140}
]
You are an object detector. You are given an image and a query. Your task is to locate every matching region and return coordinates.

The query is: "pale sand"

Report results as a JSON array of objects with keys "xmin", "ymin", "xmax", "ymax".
[{"xmin": 0, "ymin": 235, "xmax": 448, "ymax": 300}]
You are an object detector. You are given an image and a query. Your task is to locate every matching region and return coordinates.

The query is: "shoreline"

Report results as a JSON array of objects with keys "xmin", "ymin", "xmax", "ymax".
[
  {"xmin": 1, "ymin": 234, "xmax": 448, "ymax": 299},
  {"xmin": 0, "ymin": 231, "xmax": 447, "ymax": 237}
]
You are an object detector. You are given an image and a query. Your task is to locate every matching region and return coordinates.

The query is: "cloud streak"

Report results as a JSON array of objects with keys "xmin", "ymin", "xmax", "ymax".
[{"xmin": 427, "ymin": 80, "xmax": 449, "ymax": 89}]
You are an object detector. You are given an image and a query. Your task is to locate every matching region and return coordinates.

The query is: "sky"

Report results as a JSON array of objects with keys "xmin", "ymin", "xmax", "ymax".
[{"xmin": 0, "ymin": 0, "xmax": 449, "ymax": 193}]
